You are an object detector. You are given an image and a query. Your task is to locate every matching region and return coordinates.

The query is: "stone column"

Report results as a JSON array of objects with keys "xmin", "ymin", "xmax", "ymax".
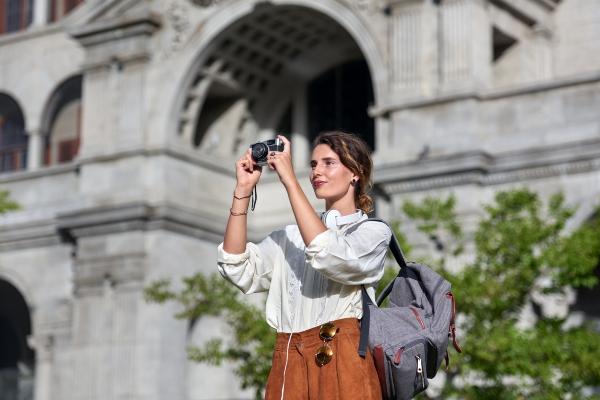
[
  {"xmin": 439, "ymin": 0, "xmax": 492, "ymax": 91},
  {"xmin": 292, "ymin": 86, "xmax": 309, "ymax": 168},
  {"xmin": 388, "ymin": 0, "xmax": 439, "ymax": 98},
  {"xmin": 30, "ymin": 299, "xmax": 71, "ymax": 400},
  {"xmin": 531, "ymin": 24, "xmax": 553, "ymax": 81},
  {"xmin": 26, "ymin": 130, "xmax": 44, "ymax": 170},
  {"xmin": 31, "ymin": 334, "xmax": 53, "ymax": 400},
  {"xmin": 32, "ymin": 0, "xmax": 50, "ymax": 26},
  {"xmin": 373, "ymin": 114, "xmax": 391, "ymax": 158}
]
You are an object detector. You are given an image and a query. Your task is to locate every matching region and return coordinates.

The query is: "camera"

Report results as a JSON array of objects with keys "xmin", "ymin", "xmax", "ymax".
[{"xmin": 250, "ymin": 138, "xmax": 284, "ymax": 166}]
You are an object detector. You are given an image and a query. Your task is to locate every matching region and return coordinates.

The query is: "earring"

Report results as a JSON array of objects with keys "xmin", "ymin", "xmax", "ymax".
[{"xmin": 350, "ymin": 179, "xmax": 357, "ymax": 186}]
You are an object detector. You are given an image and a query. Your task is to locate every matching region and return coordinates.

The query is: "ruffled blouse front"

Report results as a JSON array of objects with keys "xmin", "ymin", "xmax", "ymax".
[{"xmin": 217, "ymin": 214, "xmax": 391, "ymax": 333}]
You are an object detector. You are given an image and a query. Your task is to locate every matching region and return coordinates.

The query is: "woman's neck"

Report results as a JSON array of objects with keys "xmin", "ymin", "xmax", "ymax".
[{"xmin": 325, "ymin": 198, "xmax": 357, "ymax": 215}]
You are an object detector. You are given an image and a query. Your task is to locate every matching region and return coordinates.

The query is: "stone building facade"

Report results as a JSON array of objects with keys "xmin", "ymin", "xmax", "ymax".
[{"xmin": 0, "ymin": 0, "xmax": 599, "ymax": 399}]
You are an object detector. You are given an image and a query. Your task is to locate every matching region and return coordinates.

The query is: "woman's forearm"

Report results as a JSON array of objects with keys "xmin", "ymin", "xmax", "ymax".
[
  {"xmin": 285, "ymin": 179, "xmax": 326, "ymax": 246},
  {"xmin": 222, "ymin": 185, "xmax": 253, "ymax": 254}
]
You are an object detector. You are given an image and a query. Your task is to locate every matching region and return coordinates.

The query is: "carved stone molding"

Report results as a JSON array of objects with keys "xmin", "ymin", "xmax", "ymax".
[
  {"xmin": 189, "ymin": 0, "xmax": 228, "ymax": 7},
  {"xmin": 55, "ymin": 202, "xmax": 228, "ymax": 243},
  {"xmin": 69, "ymin": 9, "xmax": 162, "ymax": 70},
  {"xmin": 376, "ymin": 138, "xmax": 600, "ymax": 194},
  {"xmin": 164, "ymin": 0, "xmax": 192, "ymax": 55}
]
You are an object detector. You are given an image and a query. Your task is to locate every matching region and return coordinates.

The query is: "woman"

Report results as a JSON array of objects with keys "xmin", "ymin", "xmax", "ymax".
[{"xmin": 217, "ymin": 131, "xmax": 391, "ymax": 400}]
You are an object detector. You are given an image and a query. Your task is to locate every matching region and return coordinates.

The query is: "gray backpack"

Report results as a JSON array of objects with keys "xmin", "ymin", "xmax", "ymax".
[{"xmin": 358, "ymin": 219, "xmax": 462, "ymax": 400}]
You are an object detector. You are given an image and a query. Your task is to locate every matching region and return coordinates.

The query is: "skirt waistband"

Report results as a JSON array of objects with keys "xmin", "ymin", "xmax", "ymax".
[{"xmin": 274, "ymin": 318, "xmax": 360, "ymax": 350}]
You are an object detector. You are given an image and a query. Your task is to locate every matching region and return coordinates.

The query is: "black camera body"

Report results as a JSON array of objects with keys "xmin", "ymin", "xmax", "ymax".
[{"xmin": 250, "ymin": 138, "xmax": 284, "ymax": 166}]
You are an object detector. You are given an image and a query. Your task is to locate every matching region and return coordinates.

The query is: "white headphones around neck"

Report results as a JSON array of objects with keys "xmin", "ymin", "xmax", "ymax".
[{"xmin": 321, "ymin": 209, "xmax": 363, "ymax": 229}]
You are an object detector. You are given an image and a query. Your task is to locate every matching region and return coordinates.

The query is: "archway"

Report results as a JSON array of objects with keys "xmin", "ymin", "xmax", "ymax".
[
  {"xmin": 0, "ymin": 279, "xmax": 34, "ymax": 400},
  {"xmin": 175, "ymin": 3, "xmax": 377, "ymax": 165},
  {"xmin": 0, "ymin": 93, "xmax": 27, "ymax": 173}
]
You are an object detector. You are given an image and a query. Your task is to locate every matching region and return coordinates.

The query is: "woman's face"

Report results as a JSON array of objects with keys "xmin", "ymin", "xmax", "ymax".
[{"xmin": 310, "ymin": 144, "xmax": 356, "ymax": 202}]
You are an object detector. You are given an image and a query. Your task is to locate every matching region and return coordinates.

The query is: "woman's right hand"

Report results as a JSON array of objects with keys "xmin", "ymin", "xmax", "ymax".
[{"xmin": 235, "ymin": 148, "xmax": 262, "ymax": 192}]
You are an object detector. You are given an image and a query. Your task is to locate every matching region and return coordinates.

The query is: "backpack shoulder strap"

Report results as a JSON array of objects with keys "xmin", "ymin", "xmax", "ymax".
[
  {"xmin": 363, "ymin": 218, "xmax": 408, "ymax": 271},
  {"xmin": 358, "ymin": 218, "xmax": 409, "ymax": 357}
]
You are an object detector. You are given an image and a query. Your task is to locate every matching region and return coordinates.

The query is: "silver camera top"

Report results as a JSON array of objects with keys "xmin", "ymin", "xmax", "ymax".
[{"xmin": 250, "ymin": 138, "xmax": 285, "ymax": 166}]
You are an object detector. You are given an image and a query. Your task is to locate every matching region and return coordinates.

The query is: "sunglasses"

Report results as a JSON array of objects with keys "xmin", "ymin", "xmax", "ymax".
[{"xmin": 315, "ymin": 322, "xmax": 339, "ymax": 367}]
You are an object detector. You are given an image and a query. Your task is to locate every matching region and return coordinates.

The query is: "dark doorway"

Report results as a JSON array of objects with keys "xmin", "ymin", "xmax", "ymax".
[
  {"xmin": 0, "ymin": 280, "xmax": 34, "ymax": 400},
  {"xmin": 572, "ymin": 263, "xmax": 600, "ymax": 322},
  {"xmin": 307, "ymin": 60, "xmax": 375, "ymax": 150}
]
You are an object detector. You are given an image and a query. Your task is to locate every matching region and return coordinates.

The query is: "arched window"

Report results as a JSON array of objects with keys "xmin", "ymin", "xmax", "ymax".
[
  {"xmin": 42, "ymin": 75, "xmax": 82, "ymax": 165},
  {"xmin": 0, "ymin": 94, "xmax": 27, "ymax": 173},
  {"xmin": 0, "ymin": 0, "xmax": 33, "ymax": 34},
  {"xmin": 0, "ymin": 279, "xmax": 34, "ymax": 400},
  {"xmin": 49, "ymin": 0, "xmax": 84, "ymax": 22}
]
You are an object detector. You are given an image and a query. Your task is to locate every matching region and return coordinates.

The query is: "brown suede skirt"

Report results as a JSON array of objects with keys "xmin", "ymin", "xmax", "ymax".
[{"xmin": 264, "ymin": 318, "xmax": 382, "ymax": 400}]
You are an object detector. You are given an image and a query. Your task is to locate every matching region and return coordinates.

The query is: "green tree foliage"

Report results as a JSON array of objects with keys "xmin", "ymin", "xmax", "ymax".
[
  {"xmin": 401, "ymin": 189, "xmax": 600, "ymax": 400},
  {"xmin": 145, "ymin": 188, "xmax": 600, "ymax": 399},
  {"xmin": 0, "ymin": 191, "xmax": 19, "ymax": 214}
]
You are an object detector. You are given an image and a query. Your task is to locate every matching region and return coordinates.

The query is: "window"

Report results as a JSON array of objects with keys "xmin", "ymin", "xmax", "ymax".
[
  {"xmin": 43, "ymin": 76, "xmax": 82, "ymax": 165},
  {"xmin": 49, "ymin": 0, "xmax": 84, "ymax": 22},
  {"xmin": 492, "ymin": 26, "xmax": 517, "ymax": 62},
  {"xmin": 0, "ymin": 0, "xmax": 33, "ymax": 34},
  {"xmin": 0, "ymin": 95, "xmax": 28, "ymax": 173}
]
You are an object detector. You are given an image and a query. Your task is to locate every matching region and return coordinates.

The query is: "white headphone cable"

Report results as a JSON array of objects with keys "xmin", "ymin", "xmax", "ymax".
[{"xmin": 280, "ymin": 331, "xmax": 293, "ymax": 400}]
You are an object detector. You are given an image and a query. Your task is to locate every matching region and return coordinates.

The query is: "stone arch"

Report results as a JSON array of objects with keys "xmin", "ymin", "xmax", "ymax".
[
  {"xmin": 170, "ymin": 0, "xmax": 385, "ymax": 162},
  {"xmin": 0, "ymin": 92, "xmax": 28, "ymax": 173},
  {"xmin": 0, "ymin": 277, "xmax": 35, "ymax": 400},
  {"xmin": 39, "ymin": 75, "xmax": 83, "ymax": 165}
]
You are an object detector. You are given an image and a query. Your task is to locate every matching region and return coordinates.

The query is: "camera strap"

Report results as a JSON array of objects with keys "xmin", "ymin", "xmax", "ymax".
[{"xmin": 251, "ymin": 185, "xmax": 257, "ymax": 212}]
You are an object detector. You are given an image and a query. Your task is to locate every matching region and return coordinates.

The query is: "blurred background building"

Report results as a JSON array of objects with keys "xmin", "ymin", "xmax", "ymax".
[{"xmin": 0, "ymin": 0, "xmax": 599, "ymax": 399}]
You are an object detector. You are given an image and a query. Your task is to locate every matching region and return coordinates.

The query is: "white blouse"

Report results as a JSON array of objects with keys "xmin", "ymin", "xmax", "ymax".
[{"xmin": 217, "ymin": 213, "xmax": 392, "ymax": 333}]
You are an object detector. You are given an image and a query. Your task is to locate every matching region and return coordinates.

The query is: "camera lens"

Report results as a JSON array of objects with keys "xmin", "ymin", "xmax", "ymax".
[{"xmin": 251, "ymin": 143, "xmax": 269, "ymax": 161}]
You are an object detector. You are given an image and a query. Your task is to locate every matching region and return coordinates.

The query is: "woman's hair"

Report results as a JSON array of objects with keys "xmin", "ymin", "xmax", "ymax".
[{"xmin": 312, "ymin": 131, "xmax": 374, "ymax": 214}]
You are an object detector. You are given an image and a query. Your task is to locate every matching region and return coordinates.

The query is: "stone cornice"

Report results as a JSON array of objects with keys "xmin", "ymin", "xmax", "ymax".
[
  {"xmin": 375, "ymin": 138, "xmax": 600, "ymax": 194},
  {"xmin": 0, "ymin": 162, "xmax": 78, "ymax": 184},
  {"xmin": 55, "ymin": 202, "xmax": 232, "ymax": 244},
  {"xmin": 371, "ymin": 71, "xmax": 600, "ymax": 116},
  {"xmin": 0, "ymin": 24, "xmax": 65, "ymax": 47},
  {"xmin": 68, "ymin": 10, "xmax": 161, "ymax": 47},
  {"xmin": 1, "ymin": 202, "xmax": 262, "ymax": 252},
  {"xmin": 0, "ymin": 219, "xmax": 62, "ymax": 252},
  {"xmin": 0, "ymin": 146, "xmax": 234, "ymax": 184},
  {"xmin": 68, "ymin": 7, "xmax": 161, "ymax": 70}
]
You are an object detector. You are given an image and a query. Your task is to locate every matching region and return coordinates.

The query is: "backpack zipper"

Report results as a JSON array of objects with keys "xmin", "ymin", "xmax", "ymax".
[
  {"xmin": 410, "ymin": 306, "xmax": 426, "ymax": 330},
  {"xmin": 416, "ymin": 355, "xmax": 425, "ymax": 389},
  {"xmin": 394, "ymin": 347, "xmax": 404, "ymax": 364}
]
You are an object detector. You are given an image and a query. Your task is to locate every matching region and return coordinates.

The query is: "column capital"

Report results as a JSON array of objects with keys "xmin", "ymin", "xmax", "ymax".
[
  {"xmin": 25, "ymin": 128, "xmax": 45, "ymax": 137},
  {"xmin": 28, "ymin": 334, "xmax": 55, "ymax": 362}
]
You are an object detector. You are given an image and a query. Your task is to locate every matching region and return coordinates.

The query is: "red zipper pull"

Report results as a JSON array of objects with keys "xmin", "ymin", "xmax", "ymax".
[{"xmin": 394, "ymin": 347, "xmax": 404, "ymax": 365}]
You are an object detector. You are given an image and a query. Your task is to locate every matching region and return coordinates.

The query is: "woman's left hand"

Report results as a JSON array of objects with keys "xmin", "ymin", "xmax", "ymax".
[{"xmin": 267, "ymin": 135, "xmax": 296, "ymax": 188}]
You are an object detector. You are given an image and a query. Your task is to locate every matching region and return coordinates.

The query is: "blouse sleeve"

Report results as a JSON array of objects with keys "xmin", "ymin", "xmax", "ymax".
[
  {"xmin": 304, "ymin": 220, "xmax": 391, "ymax": 285},
  {"xmin": 217, "ymin": 230, "xmax": 283, "ymax": 294}
]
